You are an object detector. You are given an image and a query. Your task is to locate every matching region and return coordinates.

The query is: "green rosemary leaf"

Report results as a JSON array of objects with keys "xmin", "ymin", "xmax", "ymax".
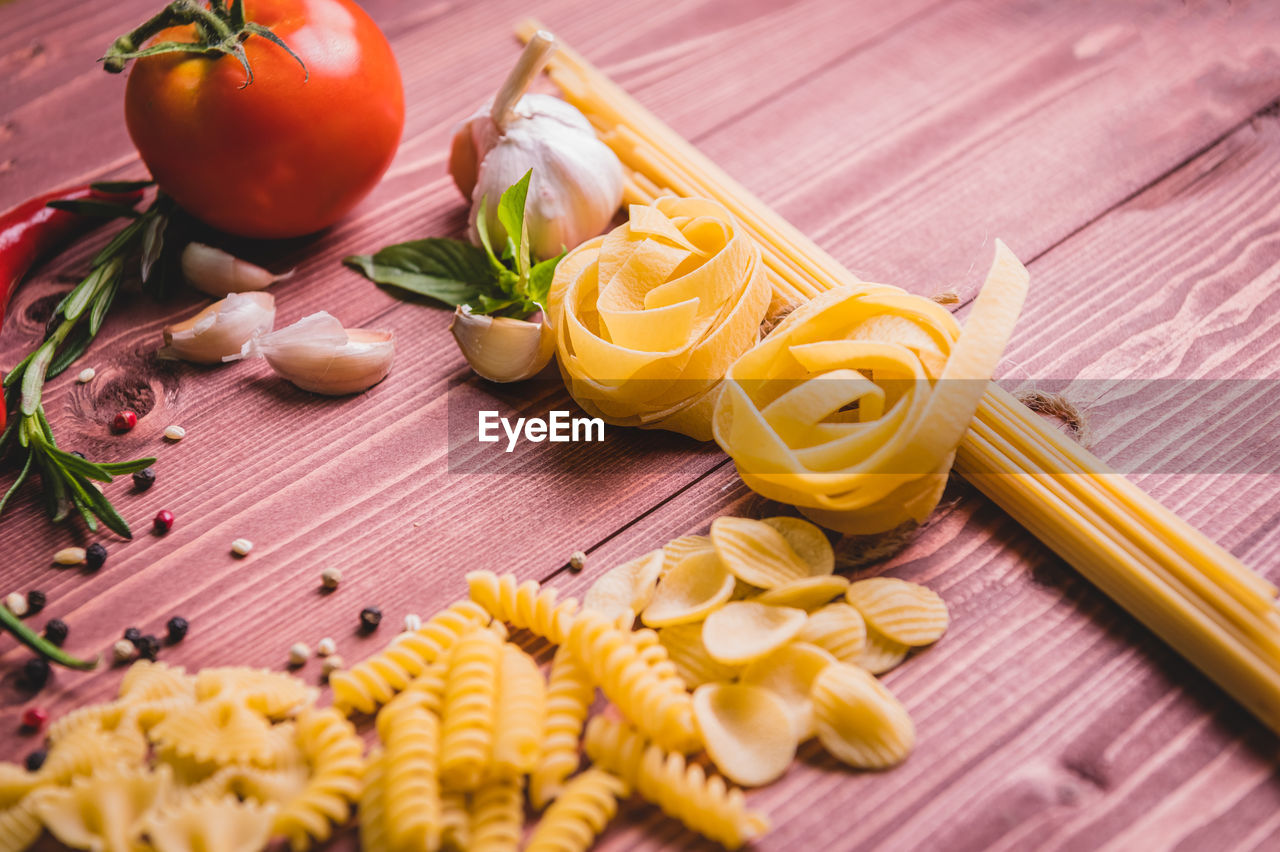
[
  {"xmin": 20, "ymin": 341, "xmax": 56, "ymax": 416},
  {"xmin": 96, "ymin": 457, "xmax": 156, "ymax": 476},
  {"xmin": 0, "ymin": 603, "xmax": 98, "ymax": 670},
  {"xmin": 69, "ymin": 490, "xmax": 99, "ymax": 532},
  {"xmin": 47, "ymin": 324, "xmax": 94, "ymax": 379},
  {"xmin": 74, "ymin": 471, "xmax": 132, "ymax": 539},
  {"xmin": 88, "ymin": 269, "xmax": 120, "ymax": 337},
  {"xmin": 140, "ymin": 207, "xmax": 168, "ymax": 286},
  {"xmin": 46, "ymin": 446, "xmax": 114, "ymax": 482},
  {"xmin": 46, "ymin": 199, "xmax": 142, "ymax": 219},
  {"xmin": 89, "ymin": 179, "xmax": 154, "ymax": 193},
  {"xmin": 0, "ymin": 452, "xmax": 33, "ymax": 516},
  {"xmin": 91, "ymin": 216, "xmax": 145, "ymax": 268}
]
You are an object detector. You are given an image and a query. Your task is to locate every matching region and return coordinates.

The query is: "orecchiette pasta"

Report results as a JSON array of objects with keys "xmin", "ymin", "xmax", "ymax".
[
  {"xmin": 530, "ymin": 647, "xmax": 595, "ymax": 809},
  {"xmin": 844, "ymin": 577, "xmax": 949, "ymax": 646},
  {"xmin": 331, "ymin": 599, "xmax": 492, "ymax": 716},
  {"xmin": 656, "ymin": 623, "xmax": 741, "ymax": 688},
  {"xmin": 582, "ymin": 549, "xmax": 664, "ymax": 622},
  {"xmin": 811, "ymin": 663, "xmax": 915, "ymax": 769},
  {"xmin": 525, "ymin": 769, "xmax": 629, "ymax": 852},
  {"xmin": 795, "ymin": 603, "xmax": 868, "ymax": 665},
  {"xmin": 583, "ymin": 716, "xmax": 768, "ymax": 850}
]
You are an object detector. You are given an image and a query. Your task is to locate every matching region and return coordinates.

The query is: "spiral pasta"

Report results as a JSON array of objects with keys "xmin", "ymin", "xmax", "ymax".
[
  {"xmin": 525, "ymin": 768, "xmax": 629, "ymax": 852},
  {"xmin": 357, "ymin": 748, "xmax": 389, "ymax": 852},
  {"xmin": 547, "ymin": 195, "xmax": 771, "ymax": 441},
  {"xmin": 331, "ymin": 600, "xmax": 492, "ymax": 716},
  {"xmin": 468, "ymin": 777, "xmax": 523, "ymax": 852},
  {"xmin": 440, "ymin": 628, "xmax": 503, "ymax": 791},
  {"xmin": 466, "ymin": 571, "xmax": 581, "ymax": 645},
  {"xmin": 567, "ymin": 610, "xmax": 699, "ymax": 754},
  {"xmin": 273, "ymin": 708, "xmax": 363, "ymax": 851},
  {"xmin": 713, "ymin": 244, "xmax": 1029, "ymax": 534},
  {"xmin": 583, "ymin": 716, "xmax": 768, "ymax": 849},
  {"xmin": 494, "ymin": 645, "xmax": 547, "ymax": 777},
  {"xmin": 440, "ymin": 791, "xmax": 470, "ymax": 852},
  {"xmin": 378, "ymin": 692, "xmax": 442, "ymax": 852},
  {"xmin": 0, "ymin": 799, "xmax": 40, "ymax": 852},
  {"xmin": 531, "ymin": 647, "xmax": 595, "ymax": 809}
]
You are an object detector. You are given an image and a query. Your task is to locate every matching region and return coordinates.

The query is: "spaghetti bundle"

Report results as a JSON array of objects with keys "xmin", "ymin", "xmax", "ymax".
[{"xmin": 517, "ymin": 20, "xmax": 1280, "ymax": 732}]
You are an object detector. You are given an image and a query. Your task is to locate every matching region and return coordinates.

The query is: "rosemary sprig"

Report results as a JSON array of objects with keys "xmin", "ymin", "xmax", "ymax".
[
  {"xmin": 0, "ymin": 185, "xmax": 180, "ymax": 538},
  {"xmin": 0, "ymin": 604, "xmax": 98, "ymax": 671}
]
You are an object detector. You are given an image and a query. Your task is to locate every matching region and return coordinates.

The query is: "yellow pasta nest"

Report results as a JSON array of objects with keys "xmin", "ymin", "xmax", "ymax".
[
  {"xmin": 330, "ymin": 599, "xmax": 492, "ymax": 716},
  {"xmin": 546, "ymin": 196, "xmax": 772, "ymax": 441},
  {"xmin": 713, "ymin": 242, "xmax": 1029, "ymax": 535},
  {"xmin": 583, "ymin": 716, "xmax": 768, "ymax": 850}
]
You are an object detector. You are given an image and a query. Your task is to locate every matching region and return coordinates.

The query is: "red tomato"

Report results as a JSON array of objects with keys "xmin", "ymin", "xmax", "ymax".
[{"xmin": 123, "ymin": 0, "xmax": 404, "ymax": 239}]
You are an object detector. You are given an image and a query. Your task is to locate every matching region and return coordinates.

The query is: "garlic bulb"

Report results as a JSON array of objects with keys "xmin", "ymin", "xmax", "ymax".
[
  {"xmin": 450, "ymin": 305, "xmax": 554, "ymax": 383},
  {"xmin": 228, "ymin": 311, "xmax": 394, "ymax": 395},
  {"xmin": 159, "ymin": 292, "xmax": 276, "ymax": 364},
  {"xmin": 449, "ymin": 31, "xmax": 624, "ymax": 260},
  {"xmin": 182, "ymin": 242, "xmax": 289, "ymax": 297}
]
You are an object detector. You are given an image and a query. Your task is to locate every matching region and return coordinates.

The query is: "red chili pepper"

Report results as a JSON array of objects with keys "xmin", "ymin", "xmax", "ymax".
[{"xmin": 0, "ymin": 183, "xmax": 144, "ymax": 432}]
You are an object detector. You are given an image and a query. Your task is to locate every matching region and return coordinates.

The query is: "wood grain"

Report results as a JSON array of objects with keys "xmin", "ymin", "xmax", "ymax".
[{"xmin": 2, "ymin": 0, "xmax": 1280, "ymax": 849}]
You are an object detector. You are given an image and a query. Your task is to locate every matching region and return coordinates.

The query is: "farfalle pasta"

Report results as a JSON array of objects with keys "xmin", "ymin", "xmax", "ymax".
[
  {"xmin": 145, "ymin": 795, "xmax": 276, "ymax": 852},
  {"xmin": 547, "ymin": 196, "xmax": 771, "ymax": 441},
  {"xmin": 713, "ymin": 242, "xmax": 1029, "ymax": 534}
]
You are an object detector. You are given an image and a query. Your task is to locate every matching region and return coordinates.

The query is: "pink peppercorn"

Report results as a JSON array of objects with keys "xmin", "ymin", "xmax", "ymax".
[
  {"xmin": 153, "ymin": 510, "xmax": 174, "ymax": 533},
  {"xmin": 113, "ymin": 410, "xmax": 138, "ymax": 432},
  {"xmin": 20, "ymin": 707, "xmax": 47, "ymax": 732}
]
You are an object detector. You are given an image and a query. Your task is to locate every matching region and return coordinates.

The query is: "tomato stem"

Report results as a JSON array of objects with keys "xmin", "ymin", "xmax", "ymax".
[{"xmin": 101, "ymin": 0, "xmax": 307, "ymax": 86}]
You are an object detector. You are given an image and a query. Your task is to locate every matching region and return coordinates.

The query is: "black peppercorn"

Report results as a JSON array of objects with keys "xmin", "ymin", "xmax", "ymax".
[
  {"xmin": 359, "ymin": 606, "xmax": 383, "ymax": 632},
  {"xmin": 136, "ymin": 634, "xmax": 161, "ymax": 661},
  {"xmin": 24, "ymin": 750, "xmax": 47, "ymax": 772},
  {"xmin": 123, "ymin": 627, "xmax": 142, "ymax": 645},
  {"xmin": 166, "ymin": 616, "xmax": 189, "ymax": 644},
  {"xmin": 85, "ymin": 543, "xmax": 107, "ymax": 572},
  {"xmin": 22, "ymin": 658, "xmax": 50, "ymax": 690},
  {"xmin": 25, "ymin": 590, "xmax": 46, "ymax": 615},
  {"xmin": 43, "ymin": 619, "xmax": 69, "ymax": 647},
  {"xmin": 132, "ymin": 467, "xmax": 156, "ymax": 491}
]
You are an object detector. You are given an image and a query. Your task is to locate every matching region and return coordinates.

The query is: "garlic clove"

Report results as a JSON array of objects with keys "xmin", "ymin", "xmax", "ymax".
[
  {"xmin": 182, "ymin": 242, "xmax": 291, "ymax": 297},
  {"xmin": 450, "ymin": 305, "xmax": 554, "ymax": 383},
  {"xmin": 231, "ymin": 311, "xmax": 395, "ymax": 395},
  {"xmin": 159, "ymin": 292, "xmax": 276, "ymax": 364}
]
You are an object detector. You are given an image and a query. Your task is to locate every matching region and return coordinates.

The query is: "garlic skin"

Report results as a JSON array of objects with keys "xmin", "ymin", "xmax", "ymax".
[
  {"xmin": 230, "ymin": 311, "xmax": 395, "ymax": 395},
  {"xmin": 450, "ymin": 305, "xmax": 554, "ymax": 383},
  {"xmin": 182, "ymin": 242, "xmax": 289, "ymax": 297},
  {"xmin": 159, "ymin": 292, "xmax": 276, "ymax": 364},
  {"xmin": 450, "ymin": 93, "xmax": 624, "ymax": 260}
]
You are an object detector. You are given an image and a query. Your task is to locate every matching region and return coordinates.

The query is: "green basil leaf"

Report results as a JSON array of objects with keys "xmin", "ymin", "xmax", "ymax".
[
  {"xmin": 528, "ymin": 249, "xmax": 565, "ymax": 309},
  {"xmin": 497, "ymin": 170, "xmax": 532, "ymax": 280},
  {"xmin": 344, "ymin": 237, "xmax": 495, "ymax": 307}
]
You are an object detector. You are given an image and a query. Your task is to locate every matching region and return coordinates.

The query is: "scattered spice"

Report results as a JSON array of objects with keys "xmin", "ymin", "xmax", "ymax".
[
  {"xmin": 113, "ymin": 410, "xmax": 138, "ymax": 433},
  {"xmin": 43, "ymin": 619, "xmax": 69, "ymax": 647},
  {"xmin": 132, "ymin": 467, "xmax": 156, "ymax": 491},
  {"xmin": 403, "ymin": 613, "xmax": 422, "ymax": 632},
  {"xmin": 153, "ymin": 509, "xmax": 174, "ymax": 533},
  {"xmin": 316, "ymin": 637, "xmax": 336, "ymax": 657},
  {"xmin": 288, "ymin": 642, "xmax": 311, "ymax": 666},
  {"xmin": 76, "ymin": 367, "xmax": 96, "ymax": 383},
  {"xmin": 53, "ymin": 547, "xmax": 87, "ymax": 566},
  {"xmin": 231, "ymin": 538, "xmax": 253, "ymax": 557},
  {"xmin": 113, "ymin": 639, "xmax": 137, "ymax": 664},
  {"xmin": 321, "ymin": 656, "xmax": 344, "ymax": 679},
  {"xmin": 24, "ymin": 750, "xmax": 46, "ymax": 772},
  {"xmin": 22, "ymin": 658, "xmax": 51, "ymax": 690},
  {"xmin": 4, "ymin": 593, "xmax": 28, "ymax": 618},
  {"xmin": 123, "ymin": 627, "xmax": 142, "ymax": 644},
  {"xmin": 26, "ymin": 590, "xmax": 46, "ymax": 615},
  {"xmin": 163, "ymin": 424, "xmax": 186, "ymax": 441},
  {"xmin": 136, "ymin": 635, "xmax": 160, "ymax": 661},
  {"xmin": 166, "ymin": 616, "xmax": 188, "ymax": 643},
  {"xmin": 359, "ymin": 606, "xmax": 382, "ymax": 632},
  {"xmin": 0, "ymin": 605, "xmax": 96, "ymax": 671},
  {"xmin": 85, "ymin": 542, "xmax": 108, "ymax": 572},
  {"xmin": 320, "ymin": 567, "xmax": 342, "ymax": 590},
  {"xmin": 569, "ymin": 550, "xmax": 587, "ymax": 572},
  {"xmin": 20, "ymin": 707, "xmax": 48, "ymax": 732}
]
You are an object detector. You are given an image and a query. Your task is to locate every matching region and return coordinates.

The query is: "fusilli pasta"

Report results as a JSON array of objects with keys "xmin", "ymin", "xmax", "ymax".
[
  {"xmin": 378, "ymin": 692, "xmax": 442, "ymax": 852},
  {"xmin": 525, "ymin": 769, "xmax": 628, "ymax": 852},
  {"xmin": 468, "ymin": 777, "xmax": 523, "ymax": 852},
  {"xmin": 530, "ymin": 647, "xmax": 594, "ymax": 809},
  {"xmin": 440, "ymin": 628, "xmax": 503, "ymax": 791},
  {"xmin": 272, "ymin": 708, "xmax": 363, "ymax": 851},
  {"xmin": 493, "ymin": 644, "xmax": 546, "ymax": 777},
  {"xmin": 466, "ymin": 572, "xmax": 580, "ymax": 645}
]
